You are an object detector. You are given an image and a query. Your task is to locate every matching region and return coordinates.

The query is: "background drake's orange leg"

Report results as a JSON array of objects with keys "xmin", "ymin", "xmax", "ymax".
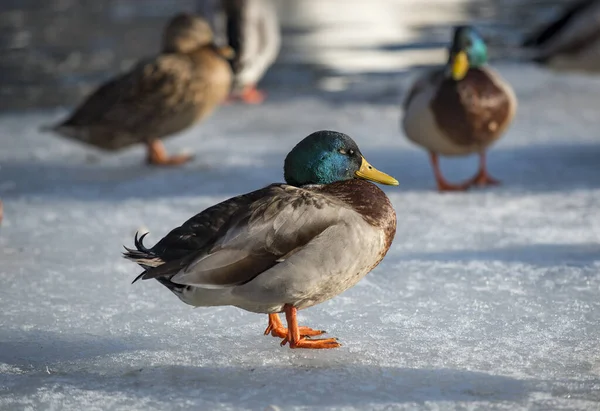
[
  {"xmin": 282, "ymin": 305, "xmax": 340, "ymax": 349},
  {"xmin": 467, "ymin": 151, "xmax": 501, "ymax": 187},
  {"xmin": 264, "ymin": 313, "xmax": 326, "ymax": 339},
  {"xmin": 429, "ymin": 152, "xmax": 470, "ymax": 192}
]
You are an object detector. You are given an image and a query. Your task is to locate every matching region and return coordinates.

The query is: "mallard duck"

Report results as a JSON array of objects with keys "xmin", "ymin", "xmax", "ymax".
[
  {"xmin": 402, "ymin": 26, "xmax": 517, "ymax": 192},
  {"xmin": 124, "ymin": 130, "xmax": 398, "ymax": 349},
  {"xmin": 47, "ymin": 13, "xmax": 233, "ymax": 166},
  {"xmin": 522, "ymin": 0, "xmax": 600, "ymax": 71},
  {"xmin": 200, "ymin": 0, "xmax": 280, "ymax": 104}
]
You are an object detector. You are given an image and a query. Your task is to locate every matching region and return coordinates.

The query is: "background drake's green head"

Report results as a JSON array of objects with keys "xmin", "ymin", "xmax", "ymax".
[
  {"xmin": 447, "ymin": 25, "xmax": 488, "ymax": 80},
  {"xmin": 284, "ymin": 130, "xmax": 398, "ymax": 186}
]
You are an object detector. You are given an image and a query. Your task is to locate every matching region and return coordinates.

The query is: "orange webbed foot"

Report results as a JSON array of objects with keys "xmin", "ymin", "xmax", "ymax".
[
  {"xmin": 429, "ymin": 152, "xmax": 470, "ymax": 193},
  {"xmin": 280, "ymin": 305, "xmax": 341, "ymax": 350},
  {"xmin": 146, "ymin": 139, "xmax": 194, "ymax": 166},
  {"xmin": 467, "ymin": 172, "xmax": 501, "ymax": 187},
  {"xmin": 467, "ymin": 151, "xmax": 501, "ymax": 188},
  {"xmin": 264, "ymin": 313, "xmax": 326, "ymax": 339},
  {"xmin": 436, "ymin": 180, "xmax": 470, "ymax": 192},
  {"xmin": 240, "ymin": 87, "xmax": 266, "ymax": 104},
  {"xmin": 283, "ymin": 337, "xmax": 341, "ymax": 349},
  {"xmin": 226, "ymin": 86, "xmax": 266, "ymax": 105},
  {"xmin": 148, "ymin": 153, "xmax": 194, "ymax": 166}
]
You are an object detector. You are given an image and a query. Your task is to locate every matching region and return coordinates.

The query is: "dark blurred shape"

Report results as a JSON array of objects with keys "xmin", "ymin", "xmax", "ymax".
[
  {"xmin": 522, "ymin": 0, "xmax": 600, "ymax": 71},
  {"xmin": 199, "ymin": 0, "xmax": 280, "ymax": 103},
  {"xmin": 523, "ymin": 0, "xmax": 594, "ymax": 48},
  {"xmin": 223, "ymin": 0, "xmax": 245, "ymax": 75}
]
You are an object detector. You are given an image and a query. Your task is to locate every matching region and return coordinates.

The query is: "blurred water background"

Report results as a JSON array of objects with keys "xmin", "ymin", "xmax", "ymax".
[{"xmin": 0, "ymin": 0, "xmax": 573, "ymax": 111}]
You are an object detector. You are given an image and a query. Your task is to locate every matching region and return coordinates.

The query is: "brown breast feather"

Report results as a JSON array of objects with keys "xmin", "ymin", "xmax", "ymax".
[
  {"xmin": 318, "ymin": 180, "xmax": 397, "ymax": 254},
  {"xmin": 430, "ymin": 68, "xmax": 511, "ymax": 148}
]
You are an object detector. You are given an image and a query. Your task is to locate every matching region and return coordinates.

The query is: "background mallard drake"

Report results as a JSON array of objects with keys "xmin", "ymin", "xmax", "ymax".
[
  {"xmin": 402, "ymin": 26, "xmax": 517, "ymax": 192},
  {"xmin": 124, "ymin": 130, "xmax": 398, "ymax": 349},
  {"xmin": 47, "ymin": 13, "xmax": 233, "ymax": 166}
]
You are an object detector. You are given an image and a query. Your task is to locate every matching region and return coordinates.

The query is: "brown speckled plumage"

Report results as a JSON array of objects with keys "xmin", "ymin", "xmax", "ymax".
[{"xmin": 49, "ymin": 13, "xmax": 232, "ymax": 152}]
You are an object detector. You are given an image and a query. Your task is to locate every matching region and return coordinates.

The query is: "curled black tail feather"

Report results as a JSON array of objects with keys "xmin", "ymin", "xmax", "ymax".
[
  {"xmin": 123, "ymin": 231, "xmax": 166, "ymax": 279},
  {"xmin": 122, "ymin": 232, "xmax": 154, "ymax": 260},
  {"xmin": 135, "ymin": 232, "xmax": 151, "ymax": 253},
  {"xmin": 132, "ymin": 271, "xmax": 146, "ymax": 284}
]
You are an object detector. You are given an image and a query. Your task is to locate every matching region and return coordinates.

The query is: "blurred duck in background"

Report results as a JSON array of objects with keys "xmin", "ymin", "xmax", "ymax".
[
  {"xmin": 46, "ymin": 13, "xmax": 233, "ymax": 166},
  {"xmin": 522, "ymin": 0, "xmax": 600, "ymax": 72},
  {"xmin": 402, "ymin": 26, "xmax": 517, "ymax": 192},
  {"xmin": 200, "ymin": 0, "xmax": 280, "ymax": 104}
]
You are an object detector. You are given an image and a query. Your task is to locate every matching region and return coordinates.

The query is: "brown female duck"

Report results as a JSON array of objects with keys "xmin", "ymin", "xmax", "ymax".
[{"xmin": 49, "ymin": 13, "xmax": 233, "ymax": 166}]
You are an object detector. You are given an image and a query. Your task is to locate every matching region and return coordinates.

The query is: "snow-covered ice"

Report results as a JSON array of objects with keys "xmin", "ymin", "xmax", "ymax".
[{"xmin": 1, "ymin": 63, "xmax": 600, "ymax": 410}]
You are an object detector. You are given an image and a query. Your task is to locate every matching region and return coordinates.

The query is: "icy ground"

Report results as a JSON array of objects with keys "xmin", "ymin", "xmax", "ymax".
[{"xmin": 1, "ymin": 63, "xmax": 600, "ymax": 410}]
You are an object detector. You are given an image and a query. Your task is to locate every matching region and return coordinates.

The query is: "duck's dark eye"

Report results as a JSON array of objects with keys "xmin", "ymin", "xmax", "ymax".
[{"xmin": 348, "ymin": 149, "xmax": 355, "ymax": 156}]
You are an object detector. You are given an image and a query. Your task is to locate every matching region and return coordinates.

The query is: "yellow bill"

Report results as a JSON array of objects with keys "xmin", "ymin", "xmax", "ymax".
[
  {"xmin": 355, "ymin": 157, "xmax": 399, "ymax": 186},
  {"xmin": 451, "ymin": 50, "xmax": 469, "ymax": 80},
  {"xmin": 217, "ymin": 46, "xmax": 236, "ymax": 59}
]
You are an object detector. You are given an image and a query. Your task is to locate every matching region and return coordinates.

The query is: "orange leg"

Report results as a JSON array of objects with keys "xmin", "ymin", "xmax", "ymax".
[
  {"xmin": 227, "ymin": 85, "xmax": 266, "ymax": 105},
  {"xmin": 279, "ymin": 305, "xmax": 340, "ymax": 349},
  {"xmin": 264, "ymin": 313, "xmax": 326, "ymax": 339},
  {"xmin": 429, "ymin": 152, "xmax": 470, "ymax": 192},
  {"xmin": 145, "ymin": 139, "xmax": 193, "ymax": 166},
  {"xmin": 240, "ymin": 86, "xmax": 266, "ymax": 104},
  {"xmin": 466, "ymin": 151, "xmax": 501, "ymax": 187}
]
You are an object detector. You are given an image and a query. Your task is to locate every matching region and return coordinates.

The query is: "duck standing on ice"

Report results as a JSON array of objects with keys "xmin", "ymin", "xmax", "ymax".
[
  {"xmin": 125, "ymin": 130, "xmax": 398, "ymax": 349},
  {"xmin": 47, "ymin": 13, "xmax": 233, "ymax": 166},
  {"xmin": 402, "ymin": 26, "xmax": 517, "ymax": 191}
]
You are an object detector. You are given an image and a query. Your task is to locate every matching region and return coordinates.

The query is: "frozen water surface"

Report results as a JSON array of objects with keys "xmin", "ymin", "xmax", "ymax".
[{"xmin": 1, "ymin": 63, "xmax": 600, "ymax": 410}]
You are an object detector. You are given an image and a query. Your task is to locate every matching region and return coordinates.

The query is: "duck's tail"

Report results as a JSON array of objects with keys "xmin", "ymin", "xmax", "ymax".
[
  {"xmin": 123, "ymin": 232, "xmax": 190, "ymax": 295},
  {"xmin": 39, "ymin": 122, "xmax": 61, "ymax": 133},
  {"xmin": 40, "ymin": 122, "xmax": 84, "ymax": 140},
  {"xmin": 123, "ymin": 232, "xmax": 165, "ymax": 279}
]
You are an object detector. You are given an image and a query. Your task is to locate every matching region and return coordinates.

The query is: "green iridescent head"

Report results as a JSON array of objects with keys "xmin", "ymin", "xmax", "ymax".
[
  {"xmin": 447, "ymin": 25, "xmax": 488, "ymax": 80},
  {"xmin": 283, "ymin": 130, "xmax": 398, "ymax": 187}
]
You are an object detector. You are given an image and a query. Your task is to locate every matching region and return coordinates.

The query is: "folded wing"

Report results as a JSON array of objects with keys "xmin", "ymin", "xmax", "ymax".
[{"xmin": 140, "ymin": 185, "xmax": 344, "ymax": 289}]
